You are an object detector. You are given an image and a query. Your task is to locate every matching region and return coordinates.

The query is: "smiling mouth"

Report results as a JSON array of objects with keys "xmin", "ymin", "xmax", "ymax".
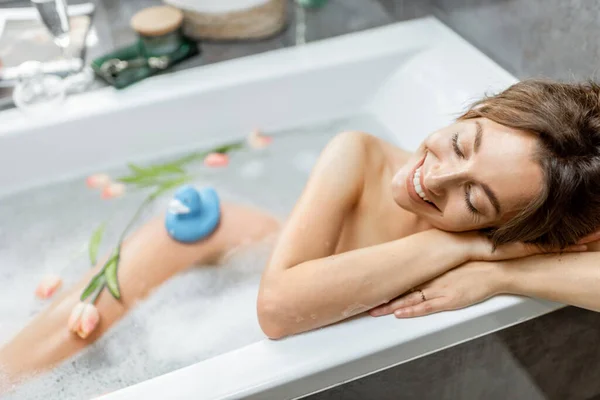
[
  {"xmin": 413, "ymin": 166, "xmax": 431, "ymax": 202},
  {"xmin": 408, "ymin": 157, "xmax": 441, "ymax": 212}
]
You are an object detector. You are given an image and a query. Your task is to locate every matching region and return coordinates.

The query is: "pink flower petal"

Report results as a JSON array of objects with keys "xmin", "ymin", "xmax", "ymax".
[
  {"xmin": 68, "ymin": 303, "xmax": 100, "ymax": 339},
  {"xmin": 247, "ymin": 129, "xmax": 272, "ymax": 149},
  {"xmin": 101, "ymin": 182, "xmax": 126, "ymax": 199},
  {"xmin": 79, "ymin": 305, "xmax": 100, "ymax": 338},
  {"xmin": 86, "ymin": 173, "xmax": 111, "ymax": 189},
  {"xmin": 35, "ymin": 274, "xmax": 62, "ymax": 299},
  {"xmin": 204, "ymin": 153, "xmax": 229, "ymax": 168},
  {"xmin": 68, "ymin": 302, "xmax": 86, "ymax": 332}
]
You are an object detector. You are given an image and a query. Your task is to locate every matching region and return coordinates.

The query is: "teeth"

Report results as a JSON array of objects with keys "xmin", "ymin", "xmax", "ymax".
[{"xmin": 413, "ymin": 167, "xmax": 430, "ymax": 203}]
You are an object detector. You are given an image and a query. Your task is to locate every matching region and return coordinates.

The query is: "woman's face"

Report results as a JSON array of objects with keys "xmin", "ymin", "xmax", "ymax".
[{"xmin": 392, "ymin": 118, "xmax": 544, "ymax": 232}]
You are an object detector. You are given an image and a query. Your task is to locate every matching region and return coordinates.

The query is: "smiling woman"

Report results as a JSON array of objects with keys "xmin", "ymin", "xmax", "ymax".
[
  {"xmin": 393, "ymin": 79, "xmax": 600, "ymax": 248},
  {"xmin": 4, "ymin": 80, "xmax": 600, "ymax": 389},
  {"xmin": 391, "ymin": 117, "xmax": 543, "ymax": 232},
  {"xmin": 462, "ymin": 80, "xmax": 600, "ymax": 248},
  {"xmin": 257, "ymin": 79, "xmax": 600, "ymax": 338}
]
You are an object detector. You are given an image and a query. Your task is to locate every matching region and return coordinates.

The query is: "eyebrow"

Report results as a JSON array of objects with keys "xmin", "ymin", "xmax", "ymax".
[
  {"xmin": 473, "ymin": 121, "xmax": 501, "ymax": 215},
  {"xmin": 481, "ymin": 183, "xmax": 501, "ymax": 216},
  {"xmin": 474, "ymin": 121, "xmax": 483, "ymax": 153}
]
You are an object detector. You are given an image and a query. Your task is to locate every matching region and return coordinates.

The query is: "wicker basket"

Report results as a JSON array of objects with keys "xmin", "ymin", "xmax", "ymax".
[{"xmin": 167, "ymin": 0, "xmax": 287, "ymax": 41}]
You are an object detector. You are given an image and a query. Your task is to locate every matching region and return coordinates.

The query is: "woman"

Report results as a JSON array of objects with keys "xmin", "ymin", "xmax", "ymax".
[{"xmin": 2, "ymin": 79, "xmax": 600, "ymax": 385}]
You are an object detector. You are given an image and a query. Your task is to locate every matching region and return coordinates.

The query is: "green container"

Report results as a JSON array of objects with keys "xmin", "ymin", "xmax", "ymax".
[
  {"xmin": 139, "ymin": 29, "xmax": 184, "ymax": 58},
  {"xmin": 91, "ymin": 37, "xmax": 199, "ymax": 89}
]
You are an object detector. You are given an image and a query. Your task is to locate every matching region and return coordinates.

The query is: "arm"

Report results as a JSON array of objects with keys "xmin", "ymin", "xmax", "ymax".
[
  {"xmin": 501, "ymin": 251, "xmax": 600, "ymax": 311},
  {"xmin": 370, "ymin": 250, "xmax": 600, "ymax": 318},
  {"xmin": 0, "ymin": 203, "xmax": 279, "ymax": 385},
  {"xmin": 257, "ymin": 132, "xmax": 474, "ymax": 339}
]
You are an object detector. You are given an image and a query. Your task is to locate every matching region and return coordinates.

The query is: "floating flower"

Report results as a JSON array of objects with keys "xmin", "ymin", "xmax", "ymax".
[
  {"xmin": 68, "ymin": 302, "xmax": 100, "ymax": 339},
  {"xmin": 86, "ymin": 173, "xmax": 111, "ymax": 189},
  {"xmin": 35, "ymin": 274, "xmax": 62, "ymax": 299},
  {"xmin": 101, "ymin": 182, "xmax": 126, "ymax": 199},
  {"xmin": 247, "ymin": 129, "xmax": 272, "ymax": 149},
  {"xmin": 204, "ymin": 152, "xmax": 229, "ymax": 168}
]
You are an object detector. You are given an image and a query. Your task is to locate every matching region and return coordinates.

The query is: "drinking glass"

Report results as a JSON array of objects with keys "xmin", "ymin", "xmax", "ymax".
[{"xmin": 31, "ymin": 0, "xmax": 71, "ymax": 58}]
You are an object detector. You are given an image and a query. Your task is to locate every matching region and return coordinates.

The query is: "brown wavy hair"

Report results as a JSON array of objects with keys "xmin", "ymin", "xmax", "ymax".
[{"xmin": 459, "ymin": 79, "xmax": 600, "ymax": 248}]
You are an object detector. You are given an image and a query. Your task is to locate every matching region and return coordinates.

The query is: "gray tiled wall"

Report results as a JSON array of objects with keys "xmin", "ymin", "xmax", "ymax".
[{"xmin": 310, "ymin": 1, "xmax": 600, "ymax": 399}]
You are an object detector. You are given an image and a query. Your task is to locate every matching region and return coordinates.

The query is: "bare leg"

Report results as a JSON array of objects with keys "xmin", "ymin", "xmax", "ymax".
[{"xmin": 0, "ymin": 202, "xmax": 280, "ymax": 387}]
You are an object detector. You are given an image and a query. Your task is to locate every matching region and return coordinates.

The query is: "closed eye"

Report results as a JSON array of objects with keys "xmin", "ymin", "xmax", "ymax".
[
  {"xmin": 452, "ymin": 133, "xmax": 465, "ymax": 159},
  {"xmin": 465, "ymin": 186, "xmax": 479, "ymax": 214}
]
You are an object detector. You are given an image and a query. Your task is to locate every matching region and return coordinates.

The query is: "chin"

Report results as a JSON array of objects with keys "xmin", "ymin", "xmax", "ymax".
[{"xmin": 391, "ymin": 174, "xmax": 410, "ymax": 209}]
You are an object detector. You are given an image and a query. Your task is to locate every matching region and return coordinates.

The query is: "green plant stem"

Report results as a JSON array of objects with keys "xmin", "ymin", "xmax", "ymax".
[
  {"xmin": 119, "ymin": 196, "xmax": 154, "ymax": 243},
  {"xmin": 81, "ymin": 136, "xmax": 252, "ymax": 303},
  {"xmin": 90, "ymin": 282, "xmax": 105, "ymax": 304}
]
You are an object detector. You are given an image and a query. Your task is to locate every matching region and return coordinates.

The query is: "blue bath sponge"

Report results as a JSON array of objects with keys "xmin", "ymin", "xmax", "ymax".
[{"xmin": 165, "ymin": 185, "xmax": 221, "ymax": 243}]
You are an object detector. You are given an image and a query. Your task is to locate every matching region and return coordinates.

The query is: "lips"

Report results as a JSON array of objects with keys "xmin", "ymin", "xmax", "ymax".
[{"xmin": 405, "ymin": 153, "xmax": 440, "ymax": 212}]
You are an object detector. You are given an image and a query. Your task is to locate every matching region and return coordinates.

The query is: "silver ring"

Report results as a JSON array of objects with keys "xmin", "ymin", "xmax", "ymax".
[{"xmin": 416, "ymin": 289, "xmax": 426, "ymax": 302}]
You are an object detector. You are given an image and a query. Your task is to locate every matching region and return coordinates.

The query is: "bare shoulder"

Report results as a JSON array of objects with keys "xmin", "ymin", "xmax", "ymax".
[
  {"xmin": 316, "ymin": 131, "xmax": 372, "ymax": 179},
  {"xmin": 324, "ymin": 131, "xmax": 389, "ymax": 162},
  {"xmin": 329, "ymin": 131, "xmax": 408, "ymax": 171},
  {"xmin": 310, "ymin": 131, "xmax": 405, "ymax": 201},
  {"xmin": 324, "ymin": 130, "xmax": 373, "ymax": 156}
]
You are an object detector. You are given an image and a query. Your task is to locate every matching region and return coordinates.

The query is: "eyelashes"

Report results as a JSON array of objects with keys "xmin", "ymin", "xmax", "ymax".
[
  {"xmin": 453, "ymin": 133, "xmax": 476, "ymax": 214},
  {"xmin": 452, "ymin": 133, "xmax": 465, "ymax": 159},
  {"xmin": 465, "ymin": 190, "xmax": 478, "ymax": 214}
]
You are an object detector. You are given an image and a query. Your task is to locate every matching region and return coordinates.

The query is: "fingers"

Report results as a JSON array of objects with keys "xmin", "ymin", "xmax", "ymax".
[
  {"xmin": 563, "ymin": 244, "xmax": 588, "ymax": 252},
  {"xmin": 393, "ymin": 298, "xmax": 449, "ymax": 318},
  {"xmin": 577, "ymin": 230, "xmax": 600, "ymax": 245},
  {"xmin": 522, "ymin": 242, "xmax": 545, "ymax": 255},
  {"xmin": 370, "ymin": 291, "xmax": 426, "ymax": 317}
]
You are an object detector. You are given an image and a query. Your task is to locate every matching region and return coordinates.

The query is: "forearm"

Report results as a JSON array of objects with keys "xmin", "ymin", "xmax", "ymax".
[
  {"xmin": 258, "ymin": 229, "xmax": 472, "ymax": 338},
  {"xmin": 499, "ymin": 252, "xmax": 600, "ymax": 311}
]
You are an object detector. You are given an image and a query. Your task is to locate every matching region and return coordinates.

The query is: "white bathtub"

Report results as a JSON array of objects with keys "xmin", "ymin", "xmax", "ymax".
[{"xmin": 0, "ymin": 17, "xmax": 563, "ymax": 400}]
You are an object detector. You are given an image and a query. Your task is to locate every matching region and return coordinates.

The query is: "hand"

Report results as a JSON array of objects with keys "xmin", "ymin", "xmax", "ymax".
[
  {"xmin": 369, "ymin": 262, "xmax": 506, "ymax": 318},
  {"xmin": 464, "ymin": 232, "xmax": 587, "ymax": 262}
]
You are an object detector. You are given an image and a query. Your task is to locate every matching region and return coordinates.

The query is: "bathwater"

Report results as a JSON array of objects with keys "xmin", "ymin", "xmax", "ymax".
[{"xmin": 0, "ymin": 114, "xmax": 393, "ymax": 399}]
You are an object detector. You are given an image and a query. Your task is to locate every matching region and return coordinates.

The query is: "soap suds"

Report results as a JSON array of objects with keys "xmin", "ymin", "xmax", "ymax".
[{"xmin": 0, "ymin": 115, "xmax": 392, "ymax": 399}]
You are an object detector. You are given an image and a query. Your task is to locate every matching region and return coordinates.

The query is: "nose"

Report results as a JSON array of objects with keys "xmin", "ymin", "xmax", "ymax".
[{"xmin": 423, "ymin": 163, "xmax": 469, "ymax": 196}]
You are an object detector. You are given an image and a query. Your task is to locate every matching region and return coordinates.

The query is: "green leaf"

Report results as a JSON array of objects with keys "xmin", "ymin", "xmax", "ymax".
[
  {"xmin": 88, "ymin": 223, "xmax": 106, "ymax": 266},
  {"xmin": 117, "ymin": 174, "xmax": 160, "ymax": 185},
  {"xmin": 150, "ymin": 175, "xmax": 192, "ymax": 200},
  {"xmin": 214, "ymin": 142, "xmax": 244, "ymax": 154},
  {"xmin": 126, "ymin": 162, "xmax": 185, "ymax": 178},
  {"xmin": 104, "ymin": 251, "xmax": 121, "ymax": 300},
  {"xmin": 118, "ymin": 140, "xmax": 243, "ymax": 187},
  {"xmin": 127, "ymin": 163, "xmax": 146, "ymax": 174},
  {"xmin": 153, "ymin": 164, "xmax": 185, "ymax": 175},
  {"xmin": 125, "ymin": 177, "xmax": 166, "ymax": 188},
  {"xmin": 80, "ymin": 272, "xmax": 106, "ymax": 301},
  {"xmin": 167, "ymin": 151, "xmax": 206, "ymax": 168}
]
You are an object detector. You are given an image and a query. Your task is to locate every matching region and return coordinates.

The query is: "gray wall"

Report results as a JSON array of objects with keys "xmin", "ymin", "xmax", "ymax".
[
  {"xmin": 382, "ymin": 0, "xmax": 600, "ymax": 81},
  {"xmin": 431, "ymin": 0, "xmax": 600, "ymax": 81},
  {"xmin": 309, "ymin": 1, "xmax": 600, "ymax": 399}
]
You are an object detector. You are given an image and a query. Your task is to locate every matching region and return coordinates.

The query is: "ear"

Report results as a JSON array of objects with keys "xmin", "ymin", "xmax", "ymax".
[{"xmin": 577, "ymin": 230, "xmax": 600, "ymax": 245}]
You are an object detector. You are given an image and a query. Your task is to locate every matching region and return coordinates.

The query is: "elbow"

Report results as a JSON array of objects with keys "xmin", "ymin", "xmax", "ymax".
[{"xmin": 257, "ymin": 290, "xmax": 293, "ymax": 340}]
